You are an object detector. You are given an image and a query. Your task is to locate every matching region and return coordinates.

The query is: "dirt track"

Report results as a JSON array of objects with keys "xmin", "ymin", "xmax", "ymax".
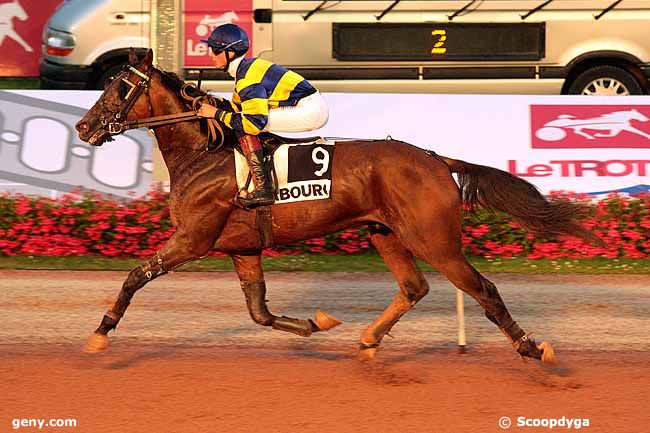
[{"xmin": 1, "ymin": 270, "xmax": 649, "ymax": 433}]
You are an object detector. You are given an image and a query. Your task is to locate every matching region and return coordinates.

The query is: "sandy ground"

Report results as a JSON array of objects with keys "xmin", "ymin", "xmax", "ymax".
[{"xmin": 1, "ymin": 270, "xmax": 649, "ymax": 433}]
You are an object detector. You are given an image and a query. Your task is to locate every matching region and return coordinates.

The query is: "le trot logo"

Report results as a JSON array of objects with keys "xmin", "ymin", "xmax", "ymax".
[{"xmin": 530, "ymin": 105, "xmax": 650, "ymax": 149}]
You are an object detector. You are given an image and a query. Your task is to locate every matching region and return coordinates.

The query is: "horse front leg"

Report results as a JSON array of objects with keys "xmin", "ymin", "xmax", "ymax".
[
  {"xmin": 617, "ymin": 125, "xmax": 650, "ymax": 139},
  {"xmin": 84, "ymin": 230, "xmax": 215, "ymax": 353},
  {"xmin": 231, "ymin": 254, "xmax": 342, "ymax": 337},
  {"xmin": 594, "ymin": 126, "xmax": 622, "ymax": 138}
]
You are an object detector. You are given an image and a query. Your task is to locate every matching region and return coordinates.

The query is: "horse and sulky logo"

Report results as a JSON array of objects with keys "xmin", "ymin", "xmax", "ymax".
[
  {"xmin": 0, "ymin": 0, "xmax": 32, "ymax": 53},
  {"xmin": 531, "ymin": 105, "xmax": 650, "ymax": 148},
  {"xmin": 185, "ymin": 11, "xmax": 239, "ymax": 58},
  {"xmin": 183, "ymin": 0, "xmax": 253, "ymax": 67},
  {"xmin": 0, "ymin": 0, "xmax": 62, "ymax": 76}
]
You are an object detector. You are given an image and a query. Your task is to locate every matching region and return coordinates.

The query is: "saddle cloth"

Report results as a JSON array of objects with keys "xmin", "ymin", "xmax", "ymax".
[{"xmin": 234, "ymin": 138, "xmax": 335, "ymax": 204}]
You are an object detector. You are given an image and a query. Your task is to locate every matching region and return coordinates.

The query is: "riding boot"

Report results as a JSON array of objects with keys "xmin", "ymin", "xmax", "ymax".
[{"xmin": 238, "ymin": 134, "xmax": 275, "ymax": 209}]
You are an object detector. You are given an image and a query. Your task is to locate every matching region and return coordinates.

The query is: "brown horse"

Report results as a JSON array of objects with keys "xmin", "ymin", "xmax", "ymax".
[{"xmin": 76, "ymin": 49, "xmax": 595, "ymax": 362}]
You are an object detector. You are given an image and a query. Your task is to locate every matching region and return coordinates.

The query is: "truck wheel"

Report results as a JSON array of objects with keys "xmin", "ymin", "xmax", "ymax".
[
  {"xmin": 96, "ymin": 64, "xmax": 124, "ymax": 90},
  {"xmin": 568, "ymin": 65, "xmax": 643, "ymax": 96}
]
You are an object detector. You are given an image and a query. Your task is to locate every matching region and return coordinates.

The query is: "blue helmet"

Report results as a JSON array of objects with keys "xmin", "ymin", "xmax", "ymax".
[{"xmin": 201, "ymin": 23, "xmax": 249, "ymax": 57}]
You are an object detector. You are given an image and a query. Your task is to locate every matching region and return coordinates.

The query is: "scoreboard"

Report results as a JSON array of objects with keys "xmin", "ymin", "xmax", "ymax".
[{"xmin": 332, "ymin": 23, "xmax": 546, "ymax": 61}]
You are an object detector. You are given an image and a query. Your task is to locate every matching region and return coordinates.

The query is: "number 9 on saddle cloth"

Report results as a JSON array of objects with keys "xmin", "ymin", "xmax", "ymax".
[{"xmin": 234, "ymin": 138, "xmax": 335, "ymax": 204}]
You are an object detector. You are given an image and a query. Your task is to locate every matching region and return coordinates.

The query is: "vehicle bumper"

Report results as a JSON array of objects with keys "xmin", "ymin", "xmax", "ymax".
[{"xmin": 39, "ymin": 58, "xmax": 93, "ymax": 90}]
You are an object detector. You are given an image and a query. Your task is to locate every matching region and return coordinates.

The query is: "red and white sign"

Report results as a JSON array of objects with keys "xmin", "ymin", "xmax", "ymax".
[
  {"xmin": 531, "ymin": 105, "xmax": 650, "ymax": 149},
  {"xmin": 0, "ymin": 0, "xmax": 63, "ymax": 76},
  {"xmin": 182, "ymin": 0, "xmax": 253, "ymax": 68}
]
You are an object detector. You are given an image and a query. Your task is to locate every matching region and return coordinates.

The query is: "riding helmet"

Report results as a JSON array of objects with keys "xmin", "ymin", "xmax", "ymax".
[{"xmin": 201, "ymin": 23, "xmax": 250, "ymax": 57}]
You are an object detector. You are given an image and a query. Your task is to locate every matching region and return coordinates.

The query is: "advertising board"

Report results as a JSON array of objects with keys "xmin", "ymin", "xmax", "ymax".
[
  {"xmin": 182, "ymin": 0, "xmax": 253, "ymax": 68},
  {"xmin": 1, "ymin": 91, "xmax": 646, "ymax": 197},
  {"xmin": 0, "ymin": 0, "xmax": 63, "ymax": 76}
]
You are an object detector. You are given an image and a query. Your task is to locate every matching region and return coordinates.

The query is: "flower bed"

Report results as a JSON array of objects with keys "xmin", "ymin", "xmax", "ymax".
[{"xmin": 0, "ymin": 191, "xmax": 647, "ymax": 259}]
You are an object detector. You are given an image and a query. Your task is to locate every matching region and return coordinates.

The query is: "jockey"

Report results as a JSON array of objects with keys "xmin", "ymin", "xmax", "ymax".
[{"xmin": 197, "ymin": 23, "xmax": 329, "ymax": 209}]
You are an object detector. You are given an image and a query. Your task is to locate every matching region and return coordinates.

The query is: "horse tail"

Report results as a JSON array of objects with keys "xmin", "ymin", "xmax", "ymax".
[{"xmin": 437, "ymin": 155, "xmax": 601, "ymax": 244}]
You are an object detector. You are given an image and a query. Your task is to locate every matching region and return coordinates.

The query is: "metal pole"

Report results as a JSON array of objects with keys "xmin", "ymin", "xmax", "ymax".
[{"xmin": 456, "ymin": 289, "xmax": 467, "ymax": 353}]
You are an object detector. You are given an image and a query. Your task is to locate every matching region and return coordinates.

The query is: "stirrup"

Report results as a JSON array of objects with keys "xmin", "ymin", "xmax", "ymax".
[{"xmin": 235, "ymin": 189, "xmax": 275, "ymax": 210}]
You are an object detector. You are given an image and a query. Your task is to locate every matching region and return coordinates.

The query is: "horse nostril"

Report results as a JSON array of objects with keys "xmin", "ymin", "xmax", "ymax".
[{"xmin": 77, "ymin": 122, "xmax": 89, "ymax": 132}]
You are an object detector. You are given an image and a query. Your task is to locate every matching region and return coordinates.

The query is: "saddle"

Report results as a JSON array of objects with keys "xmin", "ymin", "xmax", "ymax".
[
  {"xmin": 259, "ymin": 132, "xmax": 322, "ymax": 154},
  {"xmin": 235, "ymin": 132, "xmax": 323, "ymax": 187},
  {"xmin": 234, "ymin": 132, "xmax": 324, "ymax": 250}
]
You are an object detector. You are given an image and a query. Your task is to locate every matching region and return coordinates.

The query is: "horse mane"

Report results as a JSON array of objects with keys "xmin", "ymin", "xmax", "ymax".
[
  {"xmin": 151, "ymin": 66, "xmax": 236, "ymax": 152},
  {"xmin": 155, "ymin": 68, "xmax": 207, "ymax": 100},
  {"xmin": 153, "ymin": 67, "xmax": 233, "ymax": 113}
]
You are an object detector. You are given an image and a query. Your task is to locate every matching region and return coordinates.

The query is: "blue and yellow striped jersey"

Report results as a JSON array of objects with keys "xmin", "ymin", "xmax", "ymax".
[{"xmin": 216, "ymin": 57, "xmax": 316, "ymax": 136}]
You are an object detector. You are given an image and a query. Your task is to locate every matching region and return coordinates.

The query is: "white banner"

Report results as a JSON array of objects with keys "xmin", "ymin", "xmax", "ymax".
[
  {"xmin": 310, "ymin": 93, "xmax": 650, "ymax": 195},
  {"xmin": 1, "ymin": 91, "xmax": 647, "ymax": 196},
  {"xmin": 0, "ymin": 90, "xmax": 154, "ymax": 198}
]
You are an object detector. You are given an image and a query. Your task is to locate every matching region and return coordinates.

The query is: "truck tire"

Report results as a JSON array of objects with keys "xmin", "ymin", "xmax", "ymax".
[
  {"xmin": 95, "ymin": 63, "xmax": 125, "ymax": 90},
  {"xmin": 567, "ymin": 65, "xmax": 643, "ymax": 96}
]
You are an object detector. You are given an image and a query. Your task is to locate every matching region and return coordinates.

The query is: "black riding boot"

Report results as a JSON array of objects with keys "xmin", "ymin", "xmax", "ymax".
[{"xmin": 237, "ymin": 133, "xmax": 274, "ymax": 210}]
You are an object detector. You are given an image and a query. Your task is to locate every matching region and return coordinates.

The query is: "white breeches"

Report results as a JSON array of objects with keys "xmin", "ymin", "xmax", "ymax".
[{"xmin": 265, "ymin": 91, "xmax": 329, "ymax": 133}]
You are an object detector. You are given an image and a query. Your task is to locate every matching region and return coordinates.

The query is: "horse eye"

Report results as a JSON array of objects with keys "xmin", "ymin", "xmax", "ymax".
[
  {"xmin": 103, "ymin": 76, "xmax": 115, "ymax": 90},
  {"xmin": 117, "ymin": 81, "xmax": 129, "ymax": 99}
]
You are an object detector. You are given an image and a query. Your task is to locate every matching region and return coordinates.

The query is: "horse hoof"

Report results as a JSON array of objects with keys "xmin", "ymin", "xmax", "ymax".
[
  {"xmin": 358, "ymin": 342, "xmax": 379, "ymax": 361},
  {"xmin": 538, "ymin": 341, "xmax": 557, "ymax": 364},
  {"xmin": 358, "ymin": 347, "xmax": 378, "ymax": 361},
  {"xmin": 313, "ymin": 310, "xmax": 342, "ymax": 331},
  {"xmin": 83, "ymin": 333, "xmax": 109, "ymax": 354}
]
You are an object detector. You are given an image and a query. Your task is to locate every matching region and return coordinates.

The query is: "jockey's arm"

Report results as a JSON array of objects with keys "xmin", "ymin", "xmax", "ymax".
[
  {"xmin": 197, "ymin": 96, "xmax": 240, "ymax": 119},
  {"xmin": 214, "ymin": 83, "xmax": 269, "ymax": 135},
  {"xmin": 215, "ymin": 96, "xmax": 241, "ymax": 112}
]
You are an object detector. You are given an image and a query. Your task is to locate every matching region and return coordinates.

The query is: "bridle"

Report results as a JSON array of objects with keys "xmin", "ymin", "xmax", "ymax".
[
  {"xmin": 100, "ymin": 65, "xmax": 156, "ymax": 135},
  {"xmin": 98, "ymin": 65, "xmax": 224, "ymax": 151}
]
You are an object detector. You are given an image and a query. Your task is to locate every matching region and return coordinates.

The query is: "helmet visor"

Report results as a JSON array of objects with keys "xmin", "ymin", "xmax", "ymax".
[{"xmin": 208, "ymin": 39, "xmax": 243, "ymax": 56}]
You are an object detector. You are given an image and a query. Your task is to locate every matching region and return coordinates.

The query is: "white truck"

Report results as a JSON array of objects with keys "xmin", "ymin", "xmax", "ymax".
[{"xmin": 40, "ymin": 0, "xmax": 650, "ymax": 95}]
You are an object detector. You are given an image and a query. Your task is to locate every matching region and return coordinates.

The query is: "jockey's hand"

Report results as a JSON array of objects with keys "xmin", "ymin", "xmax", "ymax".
[{"xmin": 197, "ymin": 103, "xmax": 218, "ymax": 118}]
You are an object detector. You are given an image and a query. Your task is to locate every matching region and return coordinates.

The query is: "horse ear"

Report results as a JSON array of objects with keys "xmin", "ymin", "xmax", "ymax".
[
  {"xmin": 128, "ymin": 48, "xmax": 139, "ymax": 66},
  {"xmin": 141, "ymin": 49, "xmax": 154, "ymax": 70}
]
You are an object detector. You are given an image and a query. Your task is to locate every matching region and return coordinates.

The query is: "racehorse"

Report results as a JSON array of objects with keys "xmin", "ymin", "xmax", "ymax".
[{"xmin": 76, "ymin": 49, "xmax": 597, "ymax": 363}]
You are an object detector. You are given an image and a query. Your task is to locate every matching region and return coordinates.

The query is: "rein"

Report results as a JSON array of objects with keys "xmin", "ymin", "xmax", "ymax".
[
  {"xmin": 112, "ymin": 111, "xmax": 199, "ymax": 133},
  {"xmin": 104, "ymin": 65, "xmax": 225, "ymax": 151}
]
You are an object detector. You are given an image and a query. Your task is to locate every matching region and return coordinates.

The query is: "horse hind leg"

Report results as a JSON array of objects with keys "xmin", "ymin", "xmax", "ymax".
[
  {"xmin": 231, "ymin": 254, "xmax": 341, "ymax": 337},
  {"xmin": 427, "ymin": 251, "xmax": 556, "ymax": 364},
  {"xmin": 358, "ymin": 226, "xmax": 430, "ymax": 360}
]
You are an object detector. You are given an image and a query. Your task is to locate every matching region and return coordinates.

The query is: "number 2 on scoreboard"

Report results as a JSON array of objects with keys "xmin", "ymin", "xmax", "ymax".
[{"xmin": 431, "ymin": 29, "xmax": 447, "ymax": 55}]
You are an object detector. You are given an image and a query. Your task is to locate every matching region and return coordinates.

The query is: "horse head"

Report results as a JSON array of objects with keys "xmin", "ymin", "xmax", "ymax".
[
  {"xmin": 77, "ymin": 48, "xmax": 235, "ymax": 152},
  {"xmin": 628, "ymin": 109, "xmax": 649, "ymax": 123},
  {"xmin": 9, "ymin": 0, "xmax": 28, "ymax": 21},
  {"xmin": 76, "ymin": 48, "xmax": 158, "ymax": 146}
]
